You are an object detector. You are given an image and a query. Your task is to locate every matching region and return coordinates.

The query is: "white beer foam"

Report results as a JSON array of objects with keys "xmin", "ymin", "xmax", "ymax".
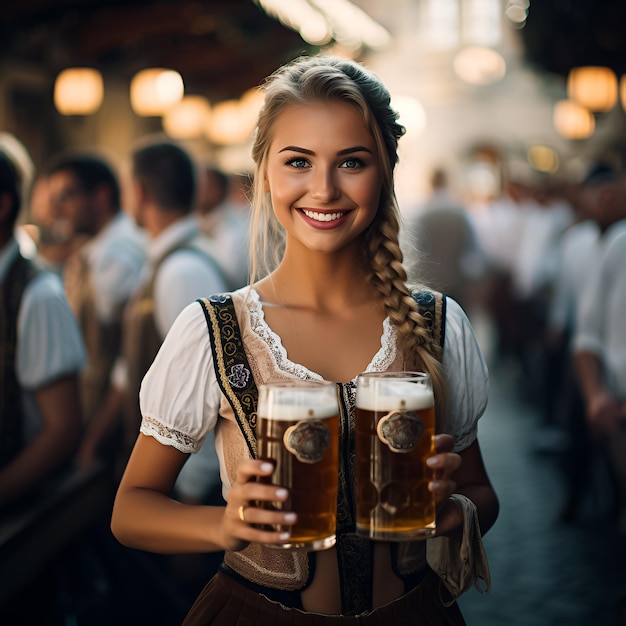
[
  {"xmin": 356, "ymin": 380, "xmax": 433, "ymax": 411},
  {"xmin": 259, "ymin": 393, "xmax": 338, "ymax": 421}
]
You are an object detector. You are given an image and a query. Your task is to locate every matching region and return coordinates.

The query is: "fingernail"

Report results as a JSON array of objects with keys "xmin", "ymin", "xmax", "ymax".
[
  {"xmin": 279, "ymin": 532, "xmax": 290, "ymax": 540},
  {"xmin": 429, "ymin": 481, "xmax": 440, "ymax": 490},
  {"xmin": 275, "ymin": 488, "xmax": 288, "ymax": 499},
  {"xmin": 260, "ymin": 462, "xmax": 274, "ymax": 472},
  {"xmin": 284, "ymin": 513, "xmax": 296, "ymax": 523},
  {"xmin": 426, "ymin": 457, "xmax": 438, "ymax": 467}
]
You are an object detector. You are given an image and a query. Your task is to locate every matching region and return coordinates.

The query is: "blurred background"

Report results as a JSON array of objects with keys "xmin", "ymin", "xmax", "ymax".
[
  {"xmin": 2, "ymin": 1, "xmax": 626, "ymax": 625},
  {"xmin": 1, "ymin": 0, "xmax": 625, "ymax": 203}
]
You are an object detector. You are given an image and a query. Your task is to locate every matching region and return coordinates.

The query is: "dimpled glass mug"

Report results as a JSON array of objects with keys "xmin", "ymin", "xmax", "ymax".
[
  {"xmin": 256, "ymin": 380, "xmax": 339, "ymax": 550},
  {"xmin": 354, "ymin": 372, "xmax": 436, "ymax": 540}
]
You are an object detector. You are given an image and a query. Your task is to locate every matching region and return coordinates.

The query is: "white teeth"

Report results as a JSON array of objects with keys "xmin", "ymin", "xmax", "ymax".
[{"xmin": 302, "ymin": 209, "xmax": 345, "ymax": 222}]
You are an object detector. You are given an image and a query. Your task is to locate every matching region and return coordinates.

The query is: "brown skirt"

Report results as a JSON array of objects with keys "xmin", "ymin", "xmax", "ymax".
[{"xmin": 181, "ymin": 570, "xmax": 467, "ymax": 626}]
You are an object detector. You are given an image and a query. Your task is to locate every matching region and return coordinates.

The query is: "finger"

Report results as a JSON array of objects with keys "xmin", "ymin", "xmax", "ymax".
[
  {"xmin": 428, "ymin": 478, "xmax": 458, "ymax": 503},
  {"xmin": 426, "ymin": 451, "xmax": 462, "ymax": 477},
  {"xmin": 228, "ymin": 483, "xmax": 289, "ymax": 509},
  {"xmin": 238, "ymin": 505, "xmax": 297, "ymax": 528},
  {"xmin": 235, "ymin": 459, "xmax": 275, "ymax": 484},
  {"xmin": 236, "ymin": 525, "xmax": 293, "ymax": 546},
  {"xmin": 231, "ymin": 505, "xmax": 297, "ymax": 548},
  {"xmin": 433, "ymin": 433, "xmax": 455, "ymax": 453}
]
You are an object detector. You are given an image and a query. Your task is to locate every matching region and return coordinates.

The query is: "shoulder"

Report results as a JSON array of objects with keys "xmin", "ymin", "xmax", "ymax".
[
  {"xmin": 604, "ymin": 226, "xmax": 626, "ymax": 259},
  {"xmin": 168, "ymin": 298, "xmax": 213, "ymax": 335},
  {"xmin": 442, "ymin": 298, "xmax": 472, "ymax": 343},
  {"xmin": 18, "ymin": 271, "xmax": 86, "ymax": 387},
  {"xmin": 22, "ymin": 269, "xmax": 68, "ymax": 309},
  {"xmin": 150, "ymin": 299, "xmax": 214, "ymax": 365},
  {"xmin": 156, "ymin": 247, "xmax": 228, "ymax": 291},
  {"xmin": 440, "ymin": 297, "xmax": 489, "ymax": 451},
  {"xmin": 441, "ymin": 298, "xmax": 487, "ymax": 376},
  {"xmin": 93, "ymin": 215, "xmax": 146, "ymax": 266},
  {"xmin": 411, "ymin": 288, "xmax": 446, "ymax": 350}
]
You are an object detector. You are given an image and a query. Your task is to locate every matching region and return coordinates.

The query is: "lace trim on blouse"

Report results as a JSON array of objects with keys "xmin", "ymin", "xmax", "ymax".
[
  {"xmin": 141, "ymin": 415, "xmax": 198, "ymax": 453},
  {"xmin": 246, "ymin": 288, "xmax": 397, "ymax": 382}
]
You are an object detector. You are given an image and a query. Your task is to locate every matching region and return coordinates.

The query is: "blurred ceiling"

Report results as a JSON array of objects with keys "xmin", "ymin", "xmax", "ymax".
[
  {"xmin": 0, "ymin": 0, "xmax": 316, "ymax": 100},
  {"xmin": 520, "ymin": 0, "xmax": 626, "ymax": 77},
  {"xmin": 2, "ymin": 0, "xmax": 626, "ymax": 99}
]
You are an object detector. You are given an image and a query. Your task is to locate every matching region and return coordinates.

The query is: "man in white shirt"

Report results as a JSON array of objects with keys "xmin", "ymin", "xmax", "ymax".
[
  {"xmin": 574, "ymin": 170, "xmax": 626, "ymax": 530},
  {"xmin": 45, "ymin": 152, "xmax": 146, "ymax": 466},
  {"xmin": 119, "ymin": 140, "xmax": 226, "ymax": 502},
  {"xmin": 0, "ymin": 148, "xmax": 86, "ymax": 508}
]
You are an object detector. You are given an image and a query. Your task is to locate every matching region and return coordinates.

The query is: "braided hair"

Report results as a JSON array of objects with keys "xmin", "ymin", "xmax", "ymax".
[{"xmin": 249, "ymin": 55, "xmax": 447, "ymax": 418}]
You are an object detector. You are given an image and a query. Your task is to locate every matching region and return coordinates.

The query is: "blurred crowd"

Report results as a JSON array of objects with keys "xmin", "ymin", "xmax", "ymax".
[
  {"xmin": 0, "ymin": 132, "xmax": 251, "ymax": 623},
  {"xmin": 401, "ymin": 143, "xmax": 626, "ymax": 602},
  {"xmin": 403, "ymin": 144, "xmax": 626, "ymax": 529},
  {"xmin": 2, "ymin": 128, "xmax": 626, "ymax": 622}
]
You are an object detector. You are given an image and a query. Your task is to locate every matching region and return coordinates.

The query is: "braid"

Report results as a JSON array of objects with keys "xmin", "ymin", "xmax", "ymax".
[
  {"xmin": 365, "ymin": 207, "xmax": 448, "ymax": 425},
  {"xmin": 248, "ymin": 54, "xmax": 448, "ymax": 422}
]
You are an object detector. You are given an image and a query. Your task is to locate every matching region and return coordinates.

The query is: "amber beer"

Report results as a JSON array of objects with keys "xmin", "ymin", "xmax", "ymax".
[
  {"xmin": 257, "ymin": 381, "xmax": 339, "ymax": 550},
  {"xmin": 355, "ymin": 372, "xmax": 436, "ymax": 540}
]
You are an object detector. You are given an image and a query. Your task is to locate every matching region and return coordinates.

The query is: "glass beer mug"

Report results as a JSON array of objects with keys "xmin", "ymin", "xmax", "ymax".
[
  {"xmin": 355, "ymin": 372, "xmax": 436, "ymax": 540},
  {"xmin": 257, "ymin": 380, "xmax": 339, "ymax": 550}
]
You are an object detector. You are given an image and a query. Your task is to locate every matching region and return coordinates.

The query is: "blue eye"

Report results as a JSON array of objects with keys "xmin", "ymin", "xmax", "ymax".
[
  {"xmin": 285, "ymin": 157, "xmax": 309, "ymax": 169},
  {"xmin": 341, "ymin": 158, "xmax": 364, "ymax": 169}
]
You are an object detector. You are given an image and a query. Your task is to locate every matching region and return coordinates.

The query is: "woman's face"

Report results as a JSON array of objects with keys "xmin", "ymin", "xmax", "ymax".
[{"xmin": 264, "ymin": 100, "xmax": 383, "ymax": 256}]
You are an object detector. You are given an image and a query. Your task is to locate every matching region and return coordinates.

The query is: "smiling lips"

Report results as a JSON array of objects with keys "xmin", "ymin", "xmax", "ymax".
[{"xmin": 301, "ymin": 208, "xmax": 348, "ymax": 223}]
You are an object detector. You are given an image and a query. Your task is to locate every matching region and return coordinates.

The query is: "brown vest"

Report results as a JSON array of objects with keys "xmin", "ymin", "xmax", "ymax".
[
  {"xmin": 0, "ymin": 251, "xmax": 39, "ymax": 468},
  {"xmin": 122, "ymin": 243, "xmax": 225, "ymax": 449},
  {"xmin": 199, "ymin": 289, "xmax": 446, "ymax": 615}
]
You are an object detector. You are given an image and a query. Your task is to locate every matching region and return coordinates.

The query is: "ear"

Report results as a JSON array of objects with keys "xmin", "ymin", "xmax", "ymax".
[{"xmin": 263, "ymin": 176, "xmax": 270, "ymax": 194}]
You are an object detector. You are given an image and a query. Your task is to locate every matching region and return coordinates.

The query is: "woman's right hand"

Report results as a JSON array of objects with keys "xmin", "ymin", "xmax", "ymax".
[{"xmin": 220, "ymin": 459, "xmax": 297, "ymax": 552}]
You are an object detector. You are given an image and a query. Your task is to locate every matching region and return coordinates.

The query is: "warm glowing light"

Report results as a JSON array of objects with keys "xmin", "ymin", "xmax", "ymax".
[
  {"xmin": 620, "ymin": 75, "xmax": 626, "ymax": 111},
  {"xmin": 257, "ymin": 0, "xmax": 390, "ymax": 51},
  {"xmin": 207, "ymin": 100, "xmax": 251, "ymax": 145},
  {"xmin": 553, "ymin": 100, "xmax": 595, "ymax": 139},
  {"xmin": 54, "ymin": 68, "xmax": 104, "ymax": 115},
  {"xmin": 310, "ymin": 0, "xmax": 391, "ymax": 49},
  {"xmin": 259, "ymin": 0, "xmax": 331, "ymax": 45},
  {"xmin": 130, "ymin": 69, "xmax": 184, "ymax": 116},
  {"xmin": 162, "ymin": 96, "xmax": 211, "ymax": 139},
  {"xmin": 567, "ymin": 66, "xmax": 617, "ymax": 112},
  {"xmin": 527, "ymin": 144, "xmax": 559, "ymax": 173},
  {"xmin": 453, "ymin": 46, "xmax": 506, "ymax": 85}
]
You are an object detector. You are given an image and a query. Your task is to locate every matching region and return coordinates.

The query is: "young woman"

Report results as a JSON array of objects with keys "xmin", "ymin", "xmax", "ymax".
[{"xmin": 111, "ymin": 55, "xmax": 498, "ymax": 625}]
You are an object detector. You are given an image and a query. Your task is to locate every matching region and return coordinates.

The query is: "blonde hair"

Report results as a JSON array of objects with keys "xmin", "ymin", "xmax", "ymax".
[{"xmin": 249, "ymin": 55, "xmax": 447, "ymax": 418}]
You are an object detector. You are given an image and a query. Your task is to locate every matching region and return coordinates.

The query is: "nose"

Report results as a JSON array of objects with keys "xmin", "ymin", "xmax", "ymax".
[{"xmin": 309, "ymin": 167, "xmax": 340, "ymax": 204}]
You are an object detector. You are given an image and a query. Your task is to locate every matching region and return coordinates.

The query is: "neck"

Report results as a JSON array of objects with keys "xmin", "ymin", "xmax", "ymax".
[
  {"xmin": 147, "ymin": 207, "xmax": 189, "ymax": 239},
  {"xmin": 261, "ymin": 241, "xmax": 376, "ymax": 311}
]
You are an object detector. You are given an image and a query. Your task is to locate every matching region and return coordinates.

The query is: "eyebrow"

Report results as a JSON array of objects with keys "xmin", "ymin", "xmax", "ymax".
[{"xmin": 277, "ymin": 145, "xmax": 374, "ymax": 156}]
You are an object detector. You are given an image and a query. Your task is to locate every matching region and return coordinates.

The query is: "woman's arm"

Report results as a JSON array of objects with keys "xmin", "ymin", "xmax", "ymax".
[{"xmin": 111, "ymin": 434, "xmax": 299, "ymax": 553}]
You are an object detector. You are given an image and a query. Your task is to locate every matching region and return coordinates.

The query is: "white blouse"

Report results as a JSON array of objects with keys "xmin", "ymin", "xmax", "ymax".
[{"xmin": 139, "ymin": 288, "xmax": 489, "ymax": 459}]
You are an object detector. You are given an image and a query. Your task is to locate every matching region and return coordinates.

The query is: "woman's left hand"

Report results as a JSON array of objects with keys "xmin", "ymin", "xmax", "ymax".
[
  {"xmin": 427, "ymin": 433, "xmax": 461, "ymax": 501},
  {"xmin": 427, "ymin": 434, "xmax": 464, "ymax": 537}
]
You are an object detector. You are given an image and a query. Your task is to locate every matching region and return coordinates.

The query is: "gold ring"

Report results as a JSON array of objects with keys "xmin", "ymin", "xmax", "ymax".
[{"xmin": 238, "ymin": 505, "xmax": 247, "ymax": 523}]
